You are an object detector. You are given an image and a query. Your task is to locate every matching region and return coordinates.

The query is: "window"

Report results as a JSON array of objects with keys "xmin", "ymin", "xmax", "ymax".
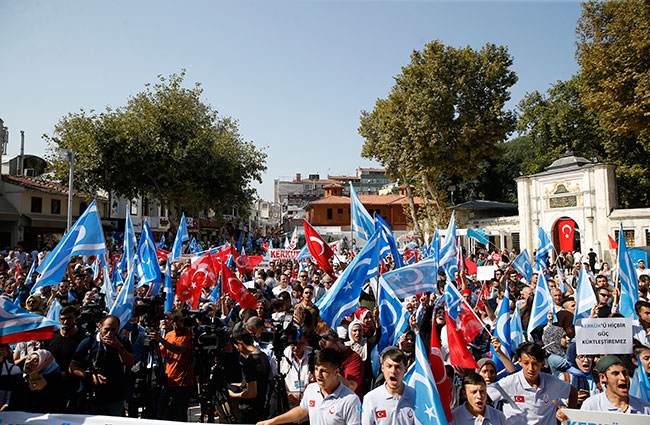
[
  {"xmin": 512, "ymin": 232, "xmax": 520, "ymax": 252},
  {"xmin": 31, "ymin": 197, "xmax": 42, "ymax": 213},
  {"xmin": 51, "ymin": 199, "xmax": 61, "ymax": 215},
  {"xmin": 337, "ymin": 208, "xmax": 343, "ymax": 215},
  {"xmin": 79, "ymin": 201, "xmax": 87, "ymax": 215},
  {"xmin": 327, "ymin": 208, "xmax": 333, "ymax": 220}
]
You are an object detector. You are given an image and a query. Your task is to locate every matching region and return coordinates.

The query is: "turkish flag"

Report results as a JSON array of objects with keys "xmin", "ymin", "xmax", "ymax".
[
  {"xmin": 458, "ymin": 301, "xmax": 484, "ymax": 345},
  {"xmin": 429, "ymin": 327, "xmax": 453, "ymax": 420},
  {"xmin": 14, "ymin": 263, "xmax": 20, "ymax": 281},
  {"xmin": 303, "ymin": 220, "xmax": 336, "ymax": 279},
  {"xmin": 235, "ymin": 255, "xmax": 264, "ymax": 275},
  {"xmin": 445, "ymin": 312, "xmax": 478, "ymax": 369},
  {"xmin": 558, "ymin": 219, "xmax": 575, "ymax": 252},
  {"xmin": 375, "ymin": 410, "xmax": 387, "ymax": 418},
  {"xmin": 176, "ymin": 252, "xmax": 217, "ymax": 309},
  {"xmin": 156, "ymin": 248, "xmax": 170, "ymax": 263},
  {"xmin": 222, "ymin": 265, "xmax": 258, "ymax": 310}
]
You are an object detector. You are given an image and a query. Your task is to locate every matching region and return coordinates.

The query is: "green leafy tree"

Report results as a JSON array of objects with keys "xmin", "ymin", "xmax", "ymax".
[
  {"xmin": 45, "ymin": 71, "xmax": 267, "ymax": 221},
  {"xmin": 360, "ymin": 40, "xmax": 517, "ymax": 229}
]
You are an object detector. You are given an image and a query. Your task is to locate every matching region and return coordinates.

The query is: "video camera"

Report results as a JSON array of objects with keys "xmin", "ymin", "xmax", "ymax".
[{"xmin": 133, "ymin": 293, "xmax": 166, "ymax": 330}]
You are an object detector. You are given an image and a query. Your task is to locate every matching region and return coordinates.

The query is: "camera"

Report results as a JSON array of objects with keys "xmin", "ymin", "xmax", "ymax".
[{"xmin": 133, "ymin": 293, "xmax": 166, "ymax": 330}]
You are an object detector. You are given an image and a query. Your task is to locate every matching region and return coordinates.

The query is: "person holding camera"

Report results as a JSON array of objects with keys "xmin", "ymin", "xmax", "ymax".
[
  {"xmin": 148, "ymin": 309, "xmax": 195, "ymax": 421},
  {"xmin": 70, "ymin": 315, "xmax": 134, "ymax": 416}
]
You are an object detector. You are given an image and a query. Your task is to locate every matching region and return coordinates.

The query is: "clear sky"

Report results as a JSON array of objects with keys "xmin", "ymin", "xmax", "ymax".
[{"xmin": 1, "ymin": 0, "xmax": 582, "ymax": 202}]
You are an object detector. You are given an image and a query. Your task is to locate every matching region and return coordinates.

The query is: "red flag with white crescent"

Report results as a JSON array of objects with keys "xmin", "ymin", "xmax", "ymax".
[
  {"xmin": 302, "ymin": 220, "xmax": 336, "ymax": 279},
  {"xmin": 175, "ymin": 252, "xmax": 217, "ymax": 309},
  {"xmin": 429, "ymin": 325, "xmax": 453, "ymax": 420},
  {"xmin": 222, "ymin": 266, "xmax": 258, "ymax": 310},
  {"xmin": 558, "ymin": 219, "xmax": 575, "ymax": 252}
]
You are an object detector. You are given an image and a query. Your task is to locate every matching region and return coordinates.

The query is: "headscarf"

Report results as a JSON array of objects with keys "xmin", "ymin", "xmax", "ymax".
[
  {"xmin": 564, "ymin": 342, "xmax": 593, "ymax": 391},
  {"xmin": 25, "ymin": 294, "xmax": 45, "ymax": 315},
  {"xmin": 24, "ymin": 349, "xmax": 60, "ymax": 379},
  {"xmin": 345, "ymin": 320, "xmax": 368, "ymax": 361},
  {"xmin": 354, "ymin": 307, "xmax": 374, "ymax": 337}
]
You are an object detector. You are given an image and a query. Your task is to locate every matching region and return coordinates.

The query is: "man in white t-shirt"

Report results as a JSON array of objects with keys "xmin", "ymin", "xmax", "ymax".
[
  {"xmin": 362, "ymin": 347, "xmax": 415, "ymax": 425},
  {"xmin": 257, "ymin": 347, "xmax": 361, "ymax": 425}
]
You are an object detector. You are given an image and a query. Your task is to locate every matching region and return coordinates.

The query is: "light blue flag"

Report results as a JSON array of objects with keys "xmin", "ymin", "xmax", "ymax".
[
  {"xmin": 430, "ymin": 226, "xmax": 440, "ymax": 264},
  {"xmin": 467, "ymin": 228, "xmax": 489, "ymax": 246},
  {"xmin": 34, "ymin": 200, "xmax": 107, "ymax": 292},
  {"xmin": 170, "ymin": 213, "xmax": 189, "ymax": 261},
  {"xmin": 527, "ymin": 271, "xmax": 554, "ymax": 335},
  {"xmin": 373, "ymin": 276, "xmax": 410, "ymax": 375},
  {"xmin": 511, "ymin": 303, "xmax": 526, "ymax": 349},
  {"xmin": 555, "ymin": 259, "xmax": 568, "ymax": 293},
  {"xmin": 163, "ymin": 259, "xmax": 174, "ymax": 313},
  {"xmin": 444, "ymin": 281, "xmax": 463, "ymax": 322},
  {"xmin": 109, "ymin": 266, "xmax": 136, "ymax": 331},
  {"xmin": 296, "ymin": 244, "xmax": 312, "ymax": 261},
  {"xmin": 101, "ymin": 260, "xmax": 115, "ymax": 311},
  {"xmin": 246, "ymin": 233, "xmax": 253, "ymax": 252},
  {"xmin": 46, "ymin": 299, "xmax": 62, "ymax": 323},
  {"xmin": 315, "ymin": 230, "xmax": 381, "ymax": 327},
  {"xmin": 25, "ymin": 260, "xmax": 37, "ymax": 288},
  {"xmin": 350, "ymin": 183, "xmax": 375, "ymax": 241},
  {"xmin": 135, "ymin": 220, "xmax": 162, "ymax": 288},
  {"xmin": 439, "ymin": 212, "xmax": 457, "ymax": 269},
  {"xmin": 618, "ymin": 223, "xmax": 639, "ymax": 319},
  {"xmin": 495, "ymin": 286, "xmax": 511, "ymax": 355},
  {"xmin": 207, "ymin": 282, "xmax": 220, "ymax": 304},
  {"xmin": 381, "ymin": 258, "xmax": 438, "ymax": 299},
  {"xmin": 573, "ymin": 263, "xmax": 597, "ymax": 324},
  {"xmin": 404, "ymin": 333, "xmax": 450, "ymax": 425},
  {"xmin": 630, "ymin": 357, "xmax": 650, "ymax": 402},
  {"xmin": 536, "ymin": 226, "xmax": 554, "ymax": 272},
  {"xmin": 157, "ymin": 235, "xmax": 166, "ymax": 249},
  {"xmin": 90, "ymin": 259, "xmax": 99, "ymax": 280},
  {"xmin": 124, "ymin": 210, "xmax": 137, "ymax": 261},
  {"xmin": 511, "ymin": 249, "xmax": 534, "ymax": 283},
  {"xmin": 374, "ymin": 213, "xmax": 404, "ymax": 269}
]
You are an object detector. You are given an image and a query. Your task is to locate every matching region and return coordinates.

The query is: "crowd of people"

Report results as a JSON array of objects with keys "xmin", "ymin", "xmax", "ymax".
[{"xmin": 1, "ymin": 240, "xmax": 650, "ymax": 424}]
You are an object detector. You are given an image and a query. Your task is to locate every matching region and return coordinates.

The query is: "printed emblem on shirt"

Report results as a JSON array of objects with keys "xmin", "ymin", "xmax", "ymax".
[
  {"xmin": 514, "ymin": 395, "xmax": 525, "ymax": 403},
  {"xmin": 376, "ymin": 410, "xmax": 387, "ymax": 418},
  {"xmin": 543, "ymin": 395, "xmax": 549, "ymax": 405},
  {"xmin": 329, "ymin": 406, "xmax": 336, "ymax": 415},
  {"xmin": 309, "ymin": 400, "xmax": 315, "ymax": 407},
  {"xmin": 407, "ymin": 409, "xmax": 414, "ymax": 418}
]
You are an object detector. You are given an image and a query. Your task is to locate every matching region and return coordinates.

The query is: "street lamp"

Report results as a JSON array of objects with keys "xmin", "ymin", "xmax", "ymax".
[
  {"xmin": 60, "ymin": 149, "xmax": 74, "ymax": 231},
  {"xmin": 448, "ymin": 185, "xmax": 456, "ymax": 205}
]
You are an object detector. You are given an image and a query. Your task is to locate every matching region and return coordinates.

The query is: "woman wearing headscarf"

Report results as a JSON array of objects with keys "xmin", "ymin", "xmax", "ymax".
[
  {"xmin": 25, "ymin": 294, "xmax": 45, "ymax": 316},
  {"xmin": 555, "ymin": 342, "xmax": 601, "ymax": 407},
  {"xmin": 20, "ymin": 349, "xmax": 65, "ymax": 413}
]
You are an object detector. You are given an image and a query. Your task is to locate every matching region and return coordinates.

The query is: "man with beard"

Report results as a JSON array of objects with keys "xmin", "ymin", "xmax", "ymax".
[
  {"xmin": 44, "ymin": 305, "xmax": 86, "ymax": 412},
  {"xmin": 362, "ymin": 347, "xmax": 415, "ymax": 425}
]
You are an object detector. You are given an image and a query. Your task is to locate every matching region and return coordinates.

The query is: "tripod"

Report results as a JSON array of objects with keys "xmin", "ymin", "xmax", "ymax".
[
  {"xmin": 128, "ymin": 337, "xmax": 164, "ymax": 418},
  {"xmin": 195, "ymin": 348, "xmax": 237, "ymax": 423}
]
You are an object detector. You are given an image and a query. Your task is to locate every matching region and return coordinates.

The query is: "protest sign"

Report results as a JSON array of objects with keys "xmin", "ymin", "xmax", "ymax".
[
  {"xmin": 562, "ymin": 407, "xmax": 650, "ymax": 425},
  {"xmin": 575, "ymin": 318, "xmax": 633, "ymax": 355},
  {"xmin": 477, "ymin": 265, "xmax": 497, "ymax": 282}
]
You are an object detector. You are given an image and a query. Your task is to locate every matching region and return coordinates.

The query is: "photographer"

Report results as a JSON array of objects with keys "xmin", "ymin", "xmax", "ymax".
[
  {"xmin": 70, "ymin": 315, "xmax": 134, "ymax": 416},
  {"xmin": 149, "ymin": 309, "xmax": 195, "ymax": 421},
  {"xmin": 229, "ymin": 323, "xmax": 271, "ymax": 423}
]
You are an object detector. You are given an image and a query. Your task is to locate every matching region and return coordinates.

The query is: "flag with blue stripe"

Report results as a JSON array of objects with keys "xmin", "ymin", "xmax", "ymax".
[
  {"xmin": 467, "ymin": 228, "xmax": 489, "ymax": 246},
  {"xmin": 373, "ymin": 276, "xmax": 410, "ymax": 374},
  {"xmin": 404, "ymin": 333, "xmax": 449, "ymax": 425},
  {"xmin": 163, "ymin": 259, "xmax": 174, "ymax": 313},
  {"xmin": 511, "ymin": 249, "xmax": 534, "ymax": 283},
  {"xmin": 46, "ymin": 299, "xmax": 62, "ymax": 323},
  {"xmin": 573, "ymin": 263, "xmax": 597, "ymax": 324},
  {"xmin": 34, "ymin": 200, "xmax": 107, "ymax": 292},
  {"xmin": 535, "ymin": 226, "xmax": 554, "ymax": 271},
  {"xmin": 170, "ymin": 213, "xmax": 190, "ymax": 261},
  {"xmin": 350, "ymin": 183, "xmax": 374, "ymax": 241},
  {"xmin": 315, "ymin": 230, "xmax": 380, "ymax": 327},
  {"xmin": 374, "ymin": 213, "xmax": 404, "ymax": 268},
  {"xmin": 109, "ymin": 266, "xmax": 136, "ymax": 331},
  {"xmin": 495, "ymin": 286, "xmax": 511, "ymax": 355},
  {"xmin": 511, "ymin": 303, "xmax": 526, "ymax": 349},
  {"xmin": 135, "ymin": 220, "xmax": 162, "ymax": 288},
  {"xmin": 527, "ymin": 271, "xmax": 554, "ymax": 335},
  {"xmin": 618, "ymin": 223, "xmax": 639, "ymax": 319},
  {"xmin": 0, "ymin": 297, "xmax": 61, "ymax": 343},
  {"xmin": 381, "ymin": 258, "xmax": 438, "ymax": 299},
  {"xmin": 439, "ymin": 212, "xmax": 457, "ymax": 269},
  {"xmin": 630, "ymin": 356, "xmax": 650, "ymax": 402}
]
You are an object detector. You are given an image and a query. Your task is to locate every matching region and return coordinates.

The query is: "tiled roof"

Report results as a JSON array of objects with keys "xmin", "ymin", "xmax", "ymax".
[
  {"xmin": 2, "ymin": 175, "xmax": 106, "ymax": 199},
  {"xmin": 309, "ymin": 194, "xmax": 431, "ymax": 205}
]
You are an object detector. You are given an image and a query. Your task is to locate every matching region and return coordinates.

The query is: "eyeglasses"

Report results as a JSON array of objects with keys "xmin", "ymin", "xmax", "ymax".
[
  {"xmin": 303, "ymin": 291, "xmax": 313, "ymax": 296},
  {"xmin": 598, "ymin": 293, "xmax": 610, "ymax": 298}
]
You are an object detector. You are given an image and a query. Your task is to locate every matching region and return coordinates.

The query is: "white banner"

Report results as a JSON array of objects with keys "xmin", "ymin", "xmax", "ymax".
[
  {"xmin": 575, "ymin": 318, "xmax": 633, "ymax": 355},
  {"xmin": 477, "ymin": 265, "xmax": 497, "ymax": 282},
  {"xmin": 269, "ymin": 249, "xmax": 301, "ymax": 259},
  {"xmin": 562, "ymin": 407, "xmax": 650, "ymax": 425},
  {"xmin": 0, "ymin": 411, "xmax": 207, "ymax": 425}
]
